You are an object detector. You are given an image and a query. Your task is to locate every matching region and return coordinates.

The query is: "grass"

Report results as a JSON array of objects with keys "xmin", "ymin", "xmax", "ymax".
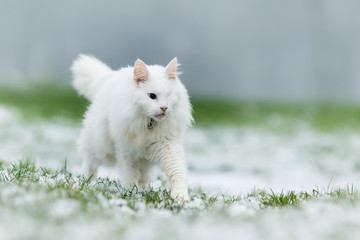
[
  {"xmin": 1, "ymin": 84, "xmax": 360, "ymax": 131},
  {"xmin": 0, "ymin": 84, "xmax": 88, "ymax": 121},
  {"xmin": 192, "ymin": 98, "xmax": 360, "ymax": 131},
  {"xmin": 2, "ymin": 84, "xmax": 360, "ymax": 239},
  {"xmin": 0, "ymin": 161, "xmax": 358, "ymax": 240},
  {"xmin": 1, "ymin": 84, "xmax": 359, "ymax": 210},
  {"xmin": 0, "ymin": 160, "xmax": 358, "ymax": 215}
]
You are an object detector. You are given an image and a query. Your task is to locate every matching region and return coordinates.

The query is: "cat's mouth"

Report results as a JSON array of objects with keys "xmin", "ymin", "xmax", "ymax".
[{"xmin": 155, "ymin": 113, "xmax": 165, "ymax": 118}]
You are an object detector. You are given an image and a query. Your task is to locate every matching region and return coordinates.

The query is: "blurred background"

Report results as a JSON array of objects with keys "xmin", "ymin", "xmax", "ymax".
[
  {"xmin": 1, "ymin": 2, "xmax": 360, "ymax": 239},
  {"xmin": 1, "ymin": 0, "xmax": 360, "ymax": 101},
  {"xmin": 1, "ymin": 0, "xmax": 360, "ymax": 191}
]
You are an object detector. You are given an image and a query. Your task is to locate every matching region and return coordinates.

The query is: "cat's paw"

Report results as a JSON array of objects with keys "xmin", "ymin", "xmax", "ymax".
[{"xmin": 171, "ymin": 189, "xmax": 189, "ymax": 202}]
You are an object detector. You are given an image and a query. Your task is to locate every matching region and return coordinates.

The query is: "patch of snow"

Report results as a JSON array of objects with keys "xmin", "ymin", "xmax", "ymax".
[
  {"xmin": 1, "ymin": 105, "xmax": 360, "ymax": 194},
  {"xmin": 1, "ymin": 105, "xmax": 360, "ymax": 240}
]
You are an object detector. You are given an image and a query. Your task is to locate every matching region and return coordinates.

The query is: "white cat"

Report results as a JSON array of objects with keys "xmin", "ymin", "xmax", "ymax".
[{"xmin": 71, "ymin": 55, "xmax": 193, "ymax": 201}]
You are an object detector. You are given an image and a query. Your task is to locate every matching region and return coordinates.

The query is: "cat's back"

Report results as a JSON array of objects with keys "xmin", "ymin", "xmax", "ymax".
[
  {"xmin": 83, "ymin": 66, "xmax": 135, "ymax": 126},
  {"xmin": 96, "ymin": 66, "xmax": 134, "ymax": 101}
]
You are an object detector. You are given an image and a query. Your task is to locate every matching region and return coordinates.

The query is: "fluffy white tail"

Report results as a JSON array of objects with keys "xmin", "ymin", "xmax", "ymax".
[{"xmin": 71, "ymin": 55, "xmax": 112, "ymax": 101}]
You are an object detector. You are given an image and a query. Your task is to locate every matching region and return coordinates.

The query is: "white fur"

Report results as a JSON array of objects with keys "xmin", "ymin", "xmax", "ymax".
[
  {"xmin": 71, "ymin": 55, "xmax": 193, "ymax": 201},
  {"xmin": 71, "ymin": 55, "xmax": 112, "ymax": 101}
]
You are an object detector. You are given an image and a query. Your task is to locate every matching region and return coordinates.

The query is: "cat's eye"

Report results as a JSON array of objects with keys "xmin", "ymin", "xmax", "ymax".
[{"xmin": 148, "ymin": 93, "xmax": 157, "ymax": 100}]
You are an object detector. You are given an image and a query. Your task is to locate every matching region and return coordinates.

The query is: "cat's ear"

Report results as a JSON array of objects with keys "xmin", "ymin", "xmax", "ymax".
[
  {"xmin": 165, "ymin": 57, "xmax": 180, "ymax": 80},
  {"xmin": 134, "ymin": 59, "xmax": 149, "ymax": 85}
]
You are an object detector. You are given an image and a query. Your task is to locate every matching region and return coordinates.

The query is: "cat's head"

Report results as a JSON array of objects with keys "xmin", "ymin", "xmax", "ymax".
[{"xmin": 132, "ymin": 58, "xmax": 185, "ymax": 122}]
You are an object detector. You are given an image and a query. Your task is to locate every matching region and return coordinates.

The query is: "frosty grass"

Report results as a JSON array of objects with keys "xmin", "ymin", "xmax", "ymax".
[{"xmin": 1, "ymin": 105, "xmax": 360, "ymax": 240}]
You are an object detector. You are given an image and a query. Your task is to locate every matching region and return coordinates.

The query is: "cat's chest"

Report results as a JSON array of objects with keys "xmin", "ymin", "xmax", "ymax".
[
  {"xmin": 122, "ymin": 128, "xmax": 163, "ymax": 149},
  {"xmin": 112, "ymin": 118, "xmax": 177, "ymax": 151}
]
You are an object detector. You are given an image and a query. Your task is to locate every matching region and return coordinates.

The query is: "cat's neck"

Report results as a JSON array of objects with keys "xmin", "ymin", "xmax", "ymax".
[{"xmin": 117, "ymin": 111, "xmax": 187, "ymax": 143}]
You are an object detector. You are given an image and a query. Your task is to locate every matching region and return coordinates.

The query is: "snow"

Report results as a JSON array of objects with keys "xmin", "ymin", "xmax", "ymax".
[
  {"xmin": 1, "ymin": 105, "xmax": 359, "ymax": 193},
  {"xmin": 1, "ymin": 105, "xmax": 360, "ymax": 240},
  {"xmin": 185, "ymin": 127, "xmax": 360, "ymax": 193}
]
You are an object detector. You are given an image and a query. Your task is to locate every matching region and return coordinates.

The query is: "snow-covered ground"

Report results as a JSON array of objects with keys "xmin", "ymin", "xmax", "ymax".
[
  {"xmin": 1, "ymin": 105, "xmax": 360, "ymax": 240},
  {"xmin": 1, "ymin": 105, "xmax": 359, "ymax": 194}
]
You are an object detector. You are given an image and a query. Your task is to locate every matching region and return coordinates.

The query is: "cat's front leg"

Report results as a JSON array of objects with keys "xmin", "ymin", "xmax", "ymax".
[{"xmin": 148, "ymin": 141, "xmax": 189, "ymax": 201}]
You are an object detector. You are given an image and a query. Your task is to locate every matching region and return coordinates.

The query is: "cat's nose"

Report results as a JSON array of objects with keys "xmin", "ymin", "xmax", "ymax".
[{"xmin": 160, "ymin": 106, "xmax": 168, "ymax": 112}]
